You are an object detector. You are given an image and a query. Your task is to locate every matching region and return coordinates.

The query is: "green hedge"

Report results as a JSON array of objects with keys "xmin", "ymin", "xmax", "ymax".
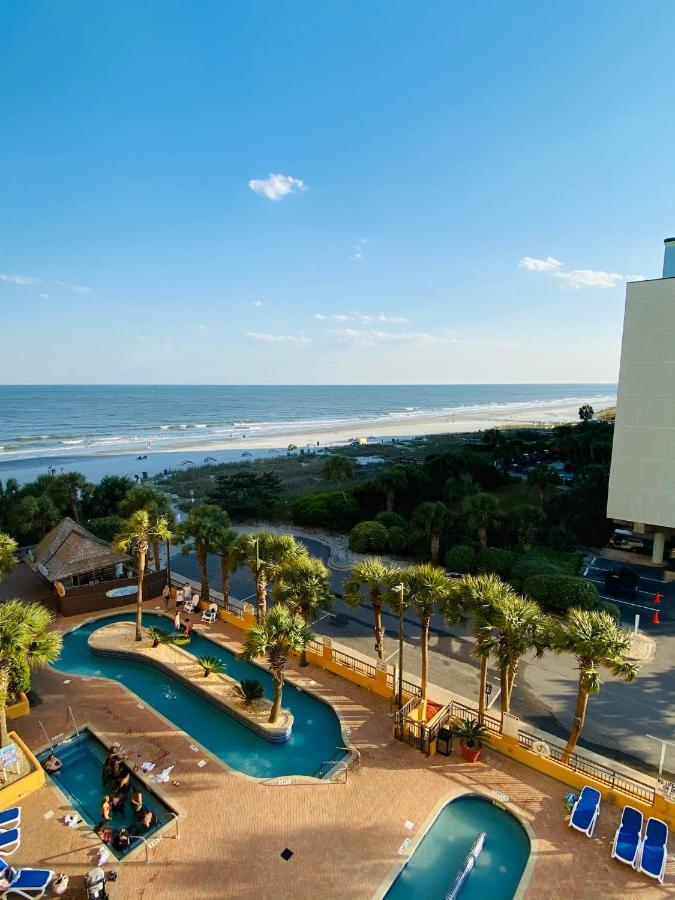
[
  {"xmin": 348, "ymin": 521, "xmax": 389, "ymax": 553},
  {"xmin": 522, "ymin": 574, "xmax": 599, "ymax": 614},
  {"xmin": 509, "ymin": 558, "xmax": 562, "ymax": 590},
  {"xmin": 444, "ymin": 544, "xmax": 476, "ymax": 573},
  {"xmin": 476, "ymin": 547, "xmax": 516, "ymax": 578}
]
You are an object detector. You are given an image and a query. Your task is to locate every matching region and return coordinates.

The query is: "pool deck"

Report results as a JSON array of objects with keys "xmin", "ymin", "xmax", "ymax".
[{"xmin": 8, "ymin": 599, "xmax": 673, "ymax": 899}]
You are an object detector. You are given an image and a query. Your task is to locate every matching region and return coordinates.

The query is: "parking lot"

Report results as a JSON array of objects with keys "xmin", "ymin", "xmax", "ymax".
[{"xmin": 583, "ymin": 554, "xmax": 674, "ymax": 633}]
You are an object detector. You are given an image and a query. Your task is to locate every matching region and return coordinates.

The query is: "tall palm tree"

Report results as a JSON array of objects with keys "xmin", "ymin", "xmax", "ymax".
[
  {"xmin": 114, "ymin": 510, "xmax": 172, "ymax": 641},
  {"xmin": 234, "ymin": 532, "xmax": 308, "ymax": 619},
  {"xmin": 180, "ymin": 504, "xmax": 231, "ymax": 600},
  {"xmin": 343, "ymin": 558, "xmax": 395, "ymax": 660},
  {"xmin": 512, "ymin": 504, "xmax": 542, "ymax": 552},
  {"xmin": 457, "ymin": 574, "xmax": 520, "ymax": 721},
  {"xmin": 528, "ymin": 464, "xmax": 558, "ymax": 506},
  {"xmin": 0, "ymin": 600, "xmax": 62, "ymax": 746},
  {"xmin": 215, "ymin": 524, "xmax": 240, "ymax": 608},
  {"xmin": 322, "ymin": 455, "xmax": 355, "ymax": 498},
  {"xmin": 239, "ymin": 604, "xmax": 310, "ymax": 723},
  {"xmin": 412, "ymin": 501, "xmax": 448, "ymax": 563},
  {"xmin": 273, "ymin": 557, "xmax": 333, "ymax": 665},
  {"xmin": 0, "ymin": 532, "xmax": 17, "ymax": 580},
  {"xmin": 462, "ymin": 492, "xmax": 499, "ymax": 548},
  {"xmin": 550, "ymin": 608, "xmax": 639, "ymax": 758},
  {"xmin": 119, "ymin": 484, "xmax": 173, "ymax": 572},
  {"xmin": 389, "ymin": 564, "xmax": 454, "ymax": 705},
  {"xmin": 377, "ymin": 465, "xmax": 408, "ymax": 513}
]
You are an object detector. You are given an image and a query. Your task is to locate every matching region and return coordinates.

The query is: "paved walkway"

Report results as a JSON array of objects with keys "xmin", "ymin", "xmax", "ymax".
[{"xmin": 10, "ymin": 600, "xmax": 673, "ymax": 899}]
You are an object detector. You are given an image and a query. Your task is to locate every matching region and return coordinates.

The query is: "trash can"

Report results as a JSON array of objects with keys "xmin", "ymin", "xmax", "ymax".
[{"xmin": 436, "ymin": 726, "xmax": 453, "ymax": 756}]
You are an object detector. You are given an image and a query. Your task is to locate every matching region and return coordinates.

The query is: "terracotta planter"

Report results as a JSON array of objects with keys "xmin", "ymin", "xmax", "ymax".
[{"xmin": 460, "ymin": 741, "xmax": 482, "ymax": 763}]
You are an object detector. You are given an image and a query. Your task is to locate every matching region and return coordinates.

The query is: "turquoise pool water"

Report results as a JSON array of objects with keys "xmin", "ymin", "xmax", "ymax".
[
  {"xmin": 53, "ymin": 613, "xmax": 346, "ymax": 778},
  {"xmin": 385, "ymin": 795, "xmax": 530, "ymax": 900},
  {"xmin": 38, "ymin": 730, "xmax": 170, "ymax": 858}
]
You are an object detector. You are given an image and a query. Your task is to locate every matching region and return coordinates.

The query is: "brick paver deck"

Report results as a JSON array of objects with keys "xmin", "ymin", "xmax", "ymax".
[{"xmin": 8, "ymin": 601, "xmax": 673, "ymax": 899}]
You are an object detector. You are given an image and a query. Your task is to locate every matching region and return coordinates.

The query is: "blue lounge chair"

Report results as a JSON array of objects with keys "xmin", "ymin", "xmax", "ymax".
[
  {"xmin": 0, "ymin": 812, "xmax": 19, "ymax": 832},
  {"xmin": 0, "ymin": 831, "xmax": 19, "ymax": 857},
  {"xmin": 569, "ymin": 786, "xmax": 601, "ymax": 837},
  {"xmin": 611, "ymin": 806, "xmax": 642, "ymax": 868},
  {"xmin": 0, "ymin": 859, "xmax": 55, "ymax": 898},
  {"xmin": 638, "ymin": 816, "xmax": 668, "ymax": 884}
]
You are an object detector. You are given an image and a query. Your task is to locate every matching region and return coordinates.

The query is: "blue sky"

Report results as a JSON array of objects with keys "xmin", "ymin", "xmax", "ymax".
[{"xmin": 1, "ymin": 1, "xmax": 674, "ymax": 384}]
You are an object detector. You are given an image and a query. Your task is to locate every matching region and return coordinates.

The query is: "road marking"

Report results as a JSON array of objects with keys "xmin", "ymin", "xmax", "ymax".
[{"xmin": 598, "ymin": 593, "xmax": 656, "ymax": 613}]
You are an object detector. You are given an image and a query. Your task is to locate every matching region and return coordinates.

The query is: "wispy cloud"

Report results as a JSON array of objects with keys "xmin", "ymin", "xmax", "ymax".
[
  {"xmin": 314, "ymin": 312, "xmax": 408, "ymax": 325},
  {"xmin": 184, "ymin": 323, "xmax": 211, "ymax": 333},
  {"xmin": 519, "ymin": 255, "xmax": 644, "ymax": 289},
  {"xmin": 0, "ymin": 273, "xmax": 41, "ymax": 285},
  {"xmin": 518, "ymin": 256, "xmax": 563, "ymax": 272},
  {"xmin": 245, "ymin": 331, "xmax": 311, "ymax": 344},
  {"xmin": 350, "ymin": 238, "xmax": 370, "ymax": 261},
  {"xmin": 331, "ymin": 328, "xmax": 520, "ymax": 349},
  {"xmin": 57, "ymin": 280, "xmax": 91, "ymax": 295},
  {"xmin": 252, "ymin": 300, "xmax": 263, "ymax": 307},
  {"xmin": 39, "ymin": 293, "xmax": 51, "ymax": 300},
  {"xmin": 248, "ymin": 173, "xmax": 306, "ymax": 201}
]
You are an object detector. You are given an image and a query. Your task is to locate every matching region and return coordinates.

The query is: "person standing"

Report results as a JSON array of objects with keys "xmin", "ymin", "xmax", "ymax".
[
  {"xmin": 183, "ymin": 583, "xmax": 193, "ymax": 605},
  {"xmin": 174, "ymin": 610, "xmax": 181, "ymax": 632},
  {"xmin": 162, "ymin": 583, "xmax": 171, "ymax": 610}
]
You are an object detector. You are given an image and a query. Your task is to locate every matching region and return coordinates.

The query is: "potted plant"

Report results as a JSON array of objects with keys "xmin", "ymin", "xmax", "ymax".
[
  {"xmin": 196, "ymin": 655, "xmax": 226, "ymax": 678},
  {"xmin": 451, "ymin": 717, "xmax": 488, "ymax": 762},
  {"xmin": 233, "ymin": 679, "xmax": 265, "ymax": 707}
]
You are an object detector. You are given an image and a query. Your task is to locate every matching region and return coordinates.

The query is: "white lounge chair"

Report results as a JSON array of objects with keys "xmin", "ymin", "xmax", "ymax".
[
  {"xmin": 201, "ymin": 605, "xmax": 218, "ymax": 624},
  {"xmin": 569, "ymin": 786, "xmax": 601, "ymax": 838},
  {"xmin": 638, "ymin": 817, "xmax": 668, "ymax": 884},
  {"xmin": 0, "ymin": 831, "xmax": 19, "ymax": 857},
  {"xmin": 0, "ymin": 860, "xmax": 55, "ymax": 898},
  {"xmin": 611, "ymin": 806, "xmax": 642, "ymax": 868},
  {"xmin": 0, "ymin": 812, "xmax": 20, "ymax": 832}
]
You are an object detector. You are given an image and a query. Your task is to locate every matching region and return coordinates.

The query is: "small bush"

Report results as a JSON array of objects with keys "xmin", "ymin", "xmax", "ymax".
[
  {"xmin": 477, "ymin": 547, "xmax": 516, "ymax": 578},
  {"xmin": 348, "ymin": 521, "xmax": 389, "ymax": 554},
  {"xmin": 291, "ymin": 490, "xmax": 359, "ymax": 531},
  {"xmin": 593, "ymin": 599, "xmax": 622, "ymax": 623},
  {"xmin": 386, "ymin": 525, "xmax": 410, "ymax": 555},
  {"xmin": 522, "ymin": 574, "xmax": 599, "ymax": 615},
  {"xmin": 444, "ymin": 544, "xmax": 476, "ymax": 574},
  {"xmin": 234, "ymin": 679, "xmax": 265, "ymax": 706},
  {"xmin": 375, "ymin": 511, "xmax": 407, "ymax": 530},
  {"xmin": 509, "ymin": 557, "xmax": 562, "ymax": 590}
]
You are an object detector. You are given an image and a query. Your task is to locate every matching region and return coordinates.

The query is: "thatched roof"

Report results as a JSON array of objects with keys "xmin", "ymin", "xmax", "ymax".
[{"xmin": 32, "ymin": 517, "xmax": 131, "ymax": 582}]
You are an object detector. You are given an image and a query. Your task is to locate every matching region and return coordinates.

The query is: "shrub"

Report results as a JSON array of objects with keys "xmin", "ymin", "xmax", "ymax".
[
  {"xmin": 348, "ymin": 521, "xmax": 389, "ymax": 554},
  {"xmin": 375, "ymin": 511, "xmax": 407, "ymax": 530},
  {"xmin": 593, "ymin": 599, "xmax": 621, "ymax": 623},
  {"xmin": 386, "ymin": 525, "xmax": 410, "ymax": 555},
  {"xmin": 8, "ymin": 655, "xmax": 31, "ymax": 701},
  {"xmin": 234, "ymin": 679, "xmax": 265, "ymax": 706},
  {"xmin": 522, "ymin": 574, "xmax": 599, "ymax": 615},
  {"xmin": 444, "ymin": 544, "xmax": 476, "ymax": 574},
  {"xmin": 509, "ymin": 557, "xmax": 562, "ymax": 590},
  {"xmin": 476, "ymin": 547, "xmax": 516, "ymax": 578},
  {"xmin": 291, "ymin": 491, "xmax": 359, "ymax": 531},
  {"xmin": 86, "ymin": 514, "xmax": 124, "ymax": 543},
  {"xmin": 197, "ymin": 655, "xmax": 226, "ymax": 677}
]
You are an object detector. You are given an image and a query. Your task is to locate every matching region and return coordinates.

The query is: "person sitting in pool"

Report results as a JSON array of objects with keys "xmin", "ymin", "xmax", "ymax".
[
  {"xmin": 115, "ymin": 767, "xmax": 131, "ymax": 791},
  {"xmin": 139, "ymin": 807, "xmax": 156, "ymax": 830},
  {"xmin": 174, "ymin": 610, "xmax": 181, "ymax": 631},
  {"xmin": 113, "ymin": 827, "xmax": 131, "ymax": 852},
  {"xmin": 183, "ymin": 618, "xmax": 192, "ymax": 638},
  {"xmin": 111, "ymin": 789, "xmax": 126, "ymax": 814},
  {"xmin": 100, "ymin": 795, "xmax": 112, "ymax": 822},
  {"xmin": 130, "ymin": 787, "xmax": 143, "ymax": 815},
  {"xmin": 43, "ymin": 752, "xmax": 62, "ymax": 773},
  {"xmin": 95, "ymin": 822, "xmax": 113, "ymax": 844}
]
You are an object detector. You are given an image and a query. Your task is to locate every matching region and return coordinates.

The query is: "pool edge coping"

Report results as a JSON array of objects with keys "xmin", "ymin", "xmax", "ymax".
[
  {"xmin": 369, "ymin": 786, "xmax": 536, "ymax": 900},
  {"xmin": 50, "ymin": 607, "xmax": 358, "ymax": 784}
]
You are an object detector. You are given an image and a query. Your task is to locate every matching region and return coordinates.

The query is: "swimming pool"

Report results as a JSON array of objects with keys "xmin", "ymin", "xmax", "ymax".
[
  {"xmin": 53, "ymin": 613, "xmax": 347, "ymax": 779},
  {"xmin": 38, "ymin": 730, "xmax": 172, "ymax": 858},
  {"xmin": 384, "ymin": 794, "xmax": 530, "ymax": 899}
]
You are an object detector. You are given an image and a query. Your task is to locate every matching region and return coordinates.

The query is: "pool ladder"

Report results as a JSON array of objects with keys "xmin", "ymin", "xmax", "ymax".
[{"xmin": 37, "ymin": 705, "xmax": 83, "ymax": 753}]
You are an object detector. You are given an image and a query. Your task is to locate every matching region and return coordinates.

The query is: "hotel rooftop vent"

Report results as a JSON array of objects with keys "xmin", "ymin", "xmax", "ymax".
[{"xmin": 664, "ymin": 237, "xmax": 675, "ymax": 277}]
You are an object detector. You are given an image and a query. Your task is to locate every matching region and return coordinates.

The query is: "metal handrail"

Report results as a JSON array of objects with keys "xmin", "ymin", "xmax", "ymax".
[
  {"xmin": 37, "ymin": 720, "xmax": 53, "ymax": 753},
  {"xmin": 66, "ymin": 706, "xmax": 81, "ymax": 743}
]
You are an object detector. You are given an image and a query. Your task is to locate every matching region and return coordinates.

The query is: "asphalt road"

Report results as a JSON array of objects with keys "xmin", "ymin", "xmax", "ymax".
[{"xmin": 171, "ymin": 542, "xmax": 675, "ymax": 777}]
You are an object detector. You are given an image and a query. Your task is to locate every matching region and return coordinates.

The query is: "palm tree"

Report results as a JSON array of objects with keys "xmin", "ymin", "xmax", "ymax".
[
  {"xmin": 0, "ymin": 600, "xmax": 62, "ymax": 746},
  {"xmin": 528, "ymin": 464, "xmax": 558, "ymax": 506},
  {"xmin": 462, "ymin": 492, "xmax": 499, "ymax": 548},
  {"xmin": 512, "ymin": 504, "xmax": 542, "ymax": 552},
  {"xmin": 550, "ymin": 608, "xmax": 639, "ymax": 758},
  {"xmin": 119, "ymin": 484, "xmax": 173, "ymax": 572},
  {"xmin": 389, "ymin": 564, "xmax": 454, "ymax": 705},
  {"xmin": 457, "ymin": 574, "xmax": 521, "ymax": 721},
  {"xmin": 322, "ymin": 455, "xmax": 355, "ymax": 498},
  {"xmin": 343, "ymin": 558, "xmax": 395, "ymax": 660},
  {"xmin": 234, "ymin": 532, "xmax": 308, "ymax": 619},
  {"xmin": 412, "ymin": 501, "xmax": 448, "ymax": 563},
  {"xmin": 239, "ymin": 604, "xmax": 310, "ymax": 723},
  {"xmin": 214, "ymin": 524, "xmax": 240, "ymax": 608},
  {"xmin": 180, "ymin": 504, "xmax": 231, "ymax": 600},
  {"xmin": 377, "ymin": 465, "xmax": 408, "ymax": 513},
  {"xmin": 273, "ymin": 557, "xmax": 332, "ymax": 665},
  {"xmin": 0, "ymin": 533, "xmax": 17, "ymax": 580},
  {"xmin": 113, "ymin": 510, "xmax": 172, "ymax": 641}
]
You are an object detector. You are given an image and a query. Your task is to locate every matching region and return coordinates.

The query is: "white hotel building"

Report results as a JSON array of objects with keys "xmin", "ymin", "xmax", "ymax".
[{"xmin": 607, "ymin": 238, "xmax": 675, "ymax": 564}]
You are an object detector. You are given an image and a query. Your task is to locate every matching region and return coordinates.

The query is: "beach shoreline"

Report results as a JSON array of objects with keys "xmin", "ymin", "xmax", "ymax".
[{"xmin": 0, "ymin": 396, "xmax": 614, "ymax": 484}]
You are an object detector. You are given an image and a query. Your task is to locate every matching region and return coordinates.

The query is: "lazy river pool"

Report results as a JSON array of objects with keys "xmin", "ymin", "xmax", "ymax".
[
  {"xmin": 384, "ymin": 794, "xmax": 531, "ymax": 899},
  {"xmin": 53, "ymin": 613, "xmax": 347, "ymax": 779}
]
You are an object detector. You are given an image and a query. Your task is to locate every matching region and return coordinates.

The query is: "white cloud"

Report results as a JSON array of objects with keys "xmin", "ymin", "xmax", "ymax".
[
  {"xmin": 184, "ymin": 324, "xmax": 211, "ymax": 333},
  {"xmin": 57, "ymin": 280, "xmax": 91, "ymax": 295},
  {"xmin": 0, "ymin": 273, "xmax": 41, "ymax": 285},
  {"xmin": 39, "ymin": 293, "xmax": 51, "ymax": 300},
  {"xmin": 553, "ymin": 269, "xmax": 625, "ymax": 290},
  {"xmin": 245, "ymin": 331, "xmax": 311, "ymax": 344},
  {"xmin": 350, "ymin": 237, "xmax": 370, "ymax": 261},
  {"xmin": 518, "ymin": 256, "xmax": 563, "ymax": 272},
  {"xmin": 314, "ymin": 312, "xmax": 408, "ymax": 325},
  {"xmin": 331, "ymin": 328, "xmax": 519, "ymax": 349},
  {"xmin": 248, "ymin": 173, "xmax": 306, "ymax": 201},
  {"xmin": 252, "ymin": 300, "xmax": 263, "ymax": 307}
]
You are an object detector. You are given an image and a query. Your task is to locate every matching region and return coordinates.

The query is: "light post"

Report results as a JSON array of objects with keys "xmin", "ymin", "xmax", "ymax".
[
  {"xmin": 249, "ymin": 536, "xmax": 263, "ymax": 619},
  {"xmin": 395, "ymin": 582, "xmax": 405, "ymax": 713}
]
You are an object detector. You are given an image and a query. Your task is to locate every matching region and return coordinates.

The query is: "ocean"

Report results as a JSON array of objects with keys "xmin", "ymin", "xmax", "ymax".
[{"xmin": 0, "ymin": 384, "xmax": 616, "ymax": 483}]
